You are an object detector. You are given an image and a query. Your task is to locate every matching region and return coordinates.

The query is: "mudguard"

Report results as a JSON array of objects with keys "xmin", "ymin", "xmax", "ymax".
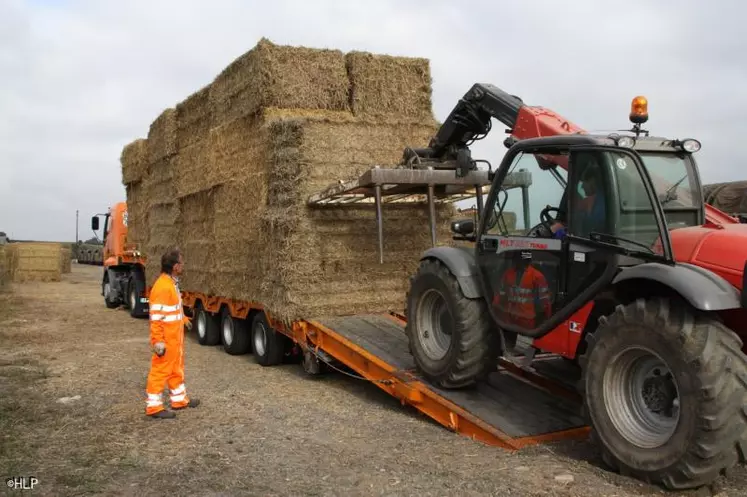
[
  {"xmin": 421, "ymin": 246, "xmax": 483, "ymax": 299},
  {"xmin": 612, "ymin": 262, "xmax": 741, "ymax": 311}
]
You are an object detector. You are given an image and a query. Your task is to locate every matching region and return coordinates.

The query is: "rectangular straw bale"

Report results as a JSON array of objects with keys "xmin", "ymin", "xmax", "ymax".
[
  {"xmin": 8, "ymin": 243, "xmax": 63, "ymax": 282},
  {"xmin": 0, "ymin": 246, "xmax": 10, "ymax": 290},
  {"xmin": 176, "ymin": 190, "xmax": 216, "ymax": 294},
  {"xmin": 174, "ymin": 139, "xmax": 211, "ymax": 198},
  {"xmin": 147, "ymin": 108, "xmax": 177, "ymax": 163},
  {"xmin": 146, "ymin": 156, "xmax": 176, "ymax": 205},
  {"xmin": 209, "ymin": 38, "xmax": 350, "ymax": 123},
  {"xmin": 147, "ymin": 202, "xmax": 180, "ymax": 248},
  {"xmin": 60, "ymin": 247, "xmax": 72, "ymax": 274},
  {"xmin": 346, "ymin": 51, "xmax": 434, "ymax": 123},
  {"xmin": 176, "ymin": 85, "xmax": 213, "ymax": 149},
  {"xmin": 121, "ymin": 139, "xmax": 149, "ymax": 185},
  {"xmin": 125, "ymin": 181, "xmax": 149, "ymax": 248},
  {"xmin": 206, "ymin": 113, "xmax": 266, "ymax": 188}
]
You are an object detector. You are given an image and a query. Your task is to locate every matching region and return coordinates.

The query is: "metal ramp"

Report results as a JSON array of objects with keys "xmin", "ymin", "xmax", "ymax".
[{"xmin": 307, "ymin": 314, "xmax": 588, "ymax": 449}]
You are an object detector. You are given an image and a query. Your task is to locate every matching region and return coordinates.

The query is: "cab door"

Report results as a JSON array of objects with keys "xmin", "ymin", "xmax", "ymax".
[{"xmin": 476, "ymin": 141, "xmax": 673, "ymax": 339}]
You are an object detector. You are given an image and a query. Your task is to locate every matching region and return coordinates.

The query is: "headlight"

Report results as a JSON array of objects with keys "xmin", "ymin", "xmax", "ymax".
[
  {"xmin": 618, "ymin": 136, "xmax": 635, "ymax": 148},
  {"xmin": 682, "ymin": 138, "xmax": 701, "ymax": 152}
]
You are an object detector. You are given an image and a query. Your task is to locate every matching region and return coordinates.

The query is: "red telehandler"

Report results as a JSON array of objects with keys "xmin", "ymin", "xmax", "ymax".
[{"xmin": 402, "ymin": 84, "xmax": 747, "ymax": 490}]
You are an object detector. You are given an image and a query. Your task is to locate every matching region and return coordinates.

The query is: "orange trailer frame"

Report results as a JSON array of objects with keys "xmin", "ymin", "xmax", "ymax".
[{"xmin": 175, "ymin": 290, "xmax": 590, "ymax": 451}]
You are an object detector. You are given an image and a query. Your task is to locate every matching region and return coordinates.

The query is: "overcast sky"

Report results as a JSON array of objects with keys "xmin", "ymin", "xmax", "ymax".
[{"xmin": 1, "ymin": 0, "xmax": 745, "ymax": 241}]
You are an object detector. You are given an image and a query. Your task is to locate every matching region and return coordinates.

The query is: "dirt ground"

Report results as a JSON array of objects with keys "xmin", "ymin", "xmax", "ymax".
[{"xmin": 1, "ymin": 264, "xmax": 745, "ymax": 497}]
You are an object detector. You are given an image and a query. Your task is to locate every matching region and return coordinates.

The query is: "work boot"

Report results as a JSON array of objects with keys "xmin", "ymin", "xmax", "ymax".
[
  {"xmin": 148, "ymin": 409, "xmax": 176, "ymax": 419},
  {"xmin": 173, "ymin": 398, "xmax": 200, "ymax": 410}
]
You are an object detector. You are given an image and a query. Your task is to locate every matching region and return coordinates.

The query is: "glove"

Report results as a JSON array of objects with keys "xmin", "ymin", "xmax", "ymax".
[
  {"xmin": 153, "ymin": 342, "xmax": 166, "ymax": 357},
  {"xmin": 552, "ymin": 227, "xmax": 567, "ymax": 239},
  {"xmin": 185, "ymin": 320, "xmax": 192, "ymax": 332}
]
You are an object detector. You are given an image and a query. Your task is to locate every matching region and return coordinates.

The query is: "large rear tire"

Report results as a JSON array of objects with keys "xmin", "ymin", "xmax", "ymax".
[
  {"xmin": 405, "ymin": 259, "xmax": 499, "ymax": 389},
  {"xmin": 579, "ymin": 298, "xmax": 747, "ymax": 490},
  {"xmin": 251, "ymin": 312, "xmax": 285, "ymax": 367},
  {"xmin": 194, "ymin": 304, "xmax": 220, "ymax": 346},
  {"xmin": 221, "ymin": 307, "xmax": 250, "ymax": 355}
]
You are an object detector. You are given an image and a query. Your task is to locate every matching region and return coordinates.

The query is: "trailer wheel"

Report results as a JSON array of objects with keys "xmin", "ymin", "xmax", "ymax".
[
  {"xmin": 194, "ymin": 304, "xmax": 220, "ymax": 346},
  {"xmin": 405, "ymin": 259, "xmax": 499, "ymax": 389},
  {"xmin": 221, "ymin": 307, "xmax": 250, "ymax": 355},
  {"xmin": 579, "ymin": 298, "xmax": 747, "ymax": 490},
  {"xmin": 252, "ymin": 312, "xmax": 285, "ymax": 366}
]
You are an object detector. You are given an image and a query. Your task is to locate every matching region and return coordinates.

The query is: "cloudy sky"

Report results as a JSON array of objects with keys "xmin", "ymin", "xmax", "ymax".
[{"xmin": 1, "ymin": 0, "xmax": 745, "ymax": 241}]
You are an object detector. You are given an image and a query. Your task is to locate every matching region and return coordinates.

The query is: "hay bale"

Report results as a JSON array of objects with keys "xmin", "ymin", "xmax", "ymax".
[
  {"xmin": 60, "ymin": 247, "xmax": 72, "ymax": 274},
  {"xmin": 121, "ymin": 139, "xmax": 149, "ymax": 185},
  {"xmin": 176, "ymin": 85, "xmax": 213, "ymax": 150},
  {"xmin": 176, "ymin": 189, "xmax": 217, "ymax": 294},
  {"xmin": 147, "ymin": 108, "xmax": 177, "ymax": 163},
  {"xmin": 146, "ymin": 156, "xmax": 177, "ymax": 204},
  {"xmin": 125, "ymin": 181, "xmax": 149, "ymax": 248},
  {"xmin": 8, "ymin": 243, "xmax": 62, "ymax": 282},
  {"xmin": 346, "ymin": 51, "xmax": 435, "ymax": 123},
  {"xmin": 703, "ymin": 181, "xmax": 747, "ymax": 214},
  {"xmin": 209, "ymin": 38, "xmax": 350, "ymax": 123}
]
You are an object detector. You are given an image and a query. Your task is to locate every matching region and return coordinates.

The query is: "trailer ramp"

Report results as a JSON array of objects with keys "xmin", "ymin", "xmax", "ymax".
[{"xmin": 305, "ymin": 314, "xmax": 589, "ymax": 450}]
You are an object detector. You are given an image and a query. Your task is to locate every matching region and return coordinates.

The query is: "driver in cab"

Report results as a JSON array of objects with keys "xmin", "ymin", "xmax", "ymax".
[{"xmin": 550, "ymin": 153, "xmax": 607, "ymax": 239}]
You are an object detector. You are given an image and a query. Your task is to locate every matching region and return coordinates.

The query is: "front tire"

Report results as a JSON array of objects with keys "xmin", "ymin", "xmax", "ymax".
[
  {"xmin": 405, "ymin": 259, "xmax": 499, "ymax": 389},
  {"xmin": 580, "ymin": 298, "xmax": 747, "ymax": 490}
]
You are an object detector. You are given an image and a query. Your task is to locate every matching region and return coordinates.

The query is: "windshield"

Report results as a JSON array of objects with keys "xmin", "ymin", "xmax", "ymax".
[{"xmin": 638, "ymin": 152, "xmax": 699, "ymax": 209}]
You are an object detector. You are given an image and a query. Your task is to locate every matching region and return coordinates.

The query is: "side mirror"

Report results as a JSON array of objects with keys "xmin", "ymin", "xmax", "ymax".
[
  {"xmin": 91, "ymin": 216, "xmax": 99, "ymax": 231},
  {"xmin": 451, "ymin": 218, "xmax": 475, "ymax": 237}
]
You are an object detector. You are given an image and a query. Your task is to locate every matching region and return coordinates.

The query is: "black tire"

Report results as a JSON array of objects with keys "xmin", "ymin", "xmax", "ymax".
[
  {"xmin": 103, "ymin": 276, "xmax": 118, "ymax": 309},
  {"xmin": 127, "ymin": 274, "xmax": 148, "ymax": 318},
  {"xmin": 221, "ymin": 307, "xmax": 250, "ymax": 355},
  {"xmin": 194, "ymin": 304, "xmax": 220, "ymax": 346},
  {"xmin": 579, "ymin": 298, "xmax": 747, "ymax": 490},
  {"xmin": 252, "ymin": 312, "xmax": 285, "ymax": 367},
  {"xmin": 405, "ymin": 259, "xmax": 499, "ymax": 389}
]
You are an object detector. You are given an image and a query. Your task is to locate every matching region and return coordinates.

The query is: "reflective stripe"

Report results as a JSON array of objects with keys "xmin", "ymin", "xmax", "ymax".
[
  {"xmin": 170, "ymin": 384, "xmax": 185, "ymax": 396},
  {"xmin": 150, "ymin": 314, "xmax": 165, "ymax": 321},
  {"xmin": 147, "ymin": 393, "xmax": 161, "ymax": 400},
  {"xmin": 151, "ymin": 303, "xmax": 181, "ymax": 312},
  {"xmin": 170, "ymin": 393, "xmax": 186, "ymax": 403},
  {"xmin": 163, "ymin": 313, "xmax": 183, "ymax": 323},
  {"xmin": 147, "ymin": 399, "xmax": 163, "ymax": 407}
]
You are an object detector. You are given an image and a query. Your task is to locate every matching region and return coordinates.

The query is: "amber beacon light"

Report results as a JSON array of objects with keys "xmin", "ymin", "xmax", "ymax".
[{"xmin": 629, "ymin": 96, "xmax": 649, "ymax": 124}]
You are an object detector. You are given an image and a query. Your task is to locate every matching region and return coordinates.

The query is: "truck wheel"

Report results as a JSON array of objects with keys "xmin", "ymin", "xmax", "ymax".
[
  {"xmin": 579, "ymin": 298, "xmax": 747, "ymax": 490},
  {"xmin": 221, "ymin": 307, "xmax": 250, "ymax": 355},
  {"xmin": 103, "ymin": 277, "xmax": 118, "ymax": 309},
  {"xmin": 194, "ymin": 304, "xmax": 220, "ymax": 346},
  {"xmin": 405, "ymin": 259, "xmax": 499, "ymax": 389},
  {"xmin": 127, "ymin": 275, "xmax": 147, "ymax": 318},
  {"xmin": 252, "ymin": 312, "xmax": 285, "ymax": 367}
]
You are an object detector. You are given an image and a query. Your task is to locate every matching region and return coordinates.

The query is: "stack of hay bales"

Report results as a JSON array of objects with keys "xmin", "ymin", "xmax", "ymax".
[
  {"xmin": 123, "ymin": 38, "xmax": 456, "ymax": 320},
  {"xmin": 703, "ymin": 181, "xmax": 747, "ymax": 215},
  {"xmin": 7, "ymin": 243, "xmax": 63, "ymax": 282},
  {"xmin": 59, "ymin": 247, "xmax": 72, "ymax": 274}
]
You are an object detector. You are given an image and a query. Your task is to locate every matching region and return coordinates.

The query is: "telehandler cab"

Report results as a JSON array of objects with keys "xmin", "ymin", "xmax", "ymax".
[{"xmin": 404, "ymin": 85, "xmax": 747, "ymax": 490}]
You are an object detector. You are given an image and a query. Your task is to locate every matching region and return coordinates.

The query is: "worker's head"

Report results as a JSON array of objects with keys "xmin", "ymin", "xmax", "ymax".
[
  {"xmin": 576, "ymin": 153, "xmax": 602, "ymax": 197},
  {"xmin": 161, "ymin": 246, "xmax": 184, "ymax": 277}
]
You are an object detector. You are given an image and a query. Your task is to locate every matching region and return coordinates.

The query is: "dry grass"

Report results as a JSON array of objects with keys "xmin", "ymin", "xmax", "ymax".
[
  {"xmin": 209, "ymin": 37, "xmax": 350, "ymax": 122},
  {"xmin": 346, "ymin": 51, "xmax": 435, "ymax": 123}
]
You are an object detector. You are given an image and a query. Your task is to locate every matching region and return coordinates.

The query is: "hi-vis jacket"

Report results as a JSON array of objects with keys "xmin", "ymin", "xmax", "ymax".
[
  {"xmin": 148, "ymin": 273, "xmax": 190, "ymax": 347},
  {"xmin": 491, "ymin": 264, "xmax": 552, "ymax": 329}
]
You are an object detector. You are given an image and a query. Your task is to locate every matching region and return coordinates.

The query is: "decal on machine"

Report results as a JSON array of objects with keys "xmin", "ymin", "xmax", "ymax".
[
  {"xmin": 490, "ymin": 236, "xmax": 562, "ymax": 254},
  {"xmin": 569, "ymin": 321, "xmax": 582, "ymax": 334}
]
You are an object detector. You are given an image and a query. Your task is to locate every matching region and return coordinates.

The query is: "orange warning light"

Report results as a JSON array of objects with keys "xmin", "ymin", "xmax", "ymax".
[{"xmin": 629, "ymin": 96, "xmax": 649, "ymax": 124}]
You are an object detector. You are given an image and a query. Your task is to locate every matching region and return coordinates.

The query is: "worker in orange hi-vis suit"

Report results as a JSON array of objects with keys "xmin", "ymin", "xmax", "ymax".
[{"xmin": 145, "ymin": 247, "xmax": 200, "ymax": 419}]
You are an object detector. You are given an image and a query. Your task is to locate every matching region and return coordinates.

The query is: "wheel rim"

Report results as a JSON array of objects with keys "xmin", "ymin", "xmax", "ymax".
[
  {"xmin": 603, "ymin": 346, "xmax": 681, "ymax": 449},
  {"xmin": 415, "ymin": 289, "xmax": 453, "ymax": 361},
  {"xmin": 104, "ymin": 282, "xmax": 111, "ymax": 299},
  {"xmin": 254, "ymin": 322, "xmax": 267, "ymax": 357},
  {"xmin": 197, "ymin": 311, "xmax": 206, "ymax": 339},
  {"xmin": 130, "ymin": 288, "xmax": 136, "ymax": 309},
  {"xmin": 222, "ymin": 317, "xmax": 233, "ymax": 346}
]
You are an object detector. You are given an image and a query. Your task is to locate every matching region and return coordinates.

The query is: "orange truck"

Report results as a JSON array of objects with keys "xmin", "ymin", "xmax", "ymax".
[{"xmin": 91, "ymin": 202, "xmax": 149, "ymax": 318}]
